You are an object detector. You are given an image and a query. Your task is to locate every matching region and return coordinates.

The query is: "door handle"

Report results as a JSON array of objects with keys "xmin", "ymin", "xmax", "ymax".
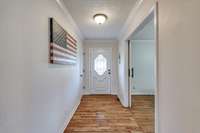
[
  {"xmin": 131, "ymin": 68, "xmax": 134, "ymax": 78},
  {"xmin": 108, "ymin": 69, "xmax": 111, "ymax": 74}
]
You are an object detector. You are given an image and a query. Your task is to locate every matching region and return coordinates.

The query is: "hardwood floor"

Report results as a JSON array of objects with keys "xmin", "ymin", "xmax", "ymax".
[
  {"xmin": 64, "ymin": 95, "xmax": 154, "ymax": 133},
  {"xmin": 131, "ymin": 96, "xmax": 155, "ymax": 133}
]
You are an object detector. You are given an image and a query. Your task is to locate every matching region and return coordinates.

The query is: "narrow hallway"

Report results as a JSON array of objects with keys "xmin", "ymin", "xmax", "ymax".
[
  {"xmin": 1, "ymin": 0, "xmax": 200, "ymax": 133},
  {"xmin": 64, "ymin": 95, "xmax": 154, "ymax": 133}
]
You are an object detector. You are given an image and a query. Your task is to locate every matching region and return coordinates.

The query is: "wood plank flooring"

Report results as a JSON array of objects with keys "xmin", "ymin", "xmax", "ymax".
[
  {"xmin": 131, "ymin": 96, "xmax": 155, "ymax": 133},
  {"xmin": 64, "ymin": 95, "xmax": 154, "ymax": 133}
]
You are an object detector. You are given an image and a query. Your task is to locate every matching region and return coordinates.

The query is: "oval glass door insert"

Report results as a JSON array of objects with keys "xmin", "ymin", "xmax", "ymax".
[{"xmin": 94, "ymin": 54, "xmax": 107, "ymax": 75}]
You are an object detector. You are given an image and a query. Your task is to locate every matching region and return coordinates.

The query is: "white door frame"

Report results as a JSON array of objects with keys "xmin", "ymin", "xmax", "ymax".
[
  {"xmin": 127, "ymin": 2, "xmax": 159, "ymax": 133},
  {"xmin": 88, "ymin": 47, "xmax": 113, "ymax": 94}
]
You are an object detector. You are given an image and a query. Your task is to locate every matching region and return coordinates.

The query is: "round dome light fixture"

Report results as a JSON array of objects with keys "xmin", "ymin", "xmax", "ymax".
[{"xmin": 93, "ymin": 14, "xmax": 107, "ymax": 24}]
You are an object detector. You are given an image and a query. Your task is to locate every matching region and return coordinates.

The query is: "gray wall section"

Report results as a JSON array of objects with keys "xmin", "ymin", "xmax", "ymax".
[{"xmin": 131, "ymin": 40, "xmax": 155, "ymax": 94}]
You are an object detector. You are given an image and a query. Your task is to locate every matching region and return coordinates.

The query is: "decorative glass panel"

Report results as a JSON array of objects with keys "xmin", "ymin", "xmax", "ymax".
[{"xmin": 94, "ymin": 54, "xmax": 107, "ymax": 75}]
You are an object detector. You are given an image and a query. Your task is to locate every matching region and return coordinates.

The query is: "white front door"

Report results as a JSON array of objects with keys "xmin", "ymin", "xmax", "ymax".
[{"xmin": 89, "ymin": 48, "xmax": 112, "ymax": 94}]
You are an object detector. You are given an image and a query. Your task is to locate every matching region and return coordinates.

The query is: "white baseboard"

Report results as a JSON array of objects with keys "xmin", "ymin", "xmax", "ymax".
[
  {"xmin": 132, "ymin": 89, "xmax": 155, "ymax": 95},
  {"xmin": 83, "ymin": 89, "xmax": 117, "ymax": 95},
  {"xmin": 59, "ymin": 97, "xmax": 81, "ymax": 133}
]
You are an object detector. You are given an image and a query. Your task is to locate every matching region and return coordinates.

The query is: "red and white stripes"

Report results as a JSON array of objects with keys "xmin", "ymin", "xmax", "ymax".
[{"xmin": 49, "ymin": 33, "xmax": 77, "ymax": 65}]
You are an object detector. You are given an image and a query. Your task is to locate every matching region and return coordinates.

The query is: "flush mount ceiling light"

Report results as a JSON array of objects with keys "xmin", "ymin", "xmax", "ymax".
[{"xmin": 93, "ymin": 14, "xmax": 107, "ymax": 24}]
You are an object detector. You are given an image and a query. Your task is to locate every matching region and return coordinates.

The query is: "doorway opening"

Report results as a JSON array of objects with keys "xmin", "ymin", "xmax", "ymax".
[{"xmin": 127, "ymin": 4, "xmax": 158, "ymax": 133}]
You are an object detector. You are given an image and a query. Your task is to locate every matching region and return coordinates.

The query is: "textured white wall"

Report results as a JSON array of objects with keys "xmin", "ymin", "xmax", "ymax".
[
  {"xmin": 0, "ymin": 0, "xmax": 83, "ymax": 133},
  {"xmin": 83, "ymin": 40, "xmax": 119, "ymax": 95},
  {"xmin": 117, "ymin": 40, "xmax": 129, "ymax": 107},
  {"xmin": 131, "ymin": 40, "xmax": 155, "ymax": 94},
  {"xmin": 159, "ymin": 0, "xmax": 200, "ymax": 133}
]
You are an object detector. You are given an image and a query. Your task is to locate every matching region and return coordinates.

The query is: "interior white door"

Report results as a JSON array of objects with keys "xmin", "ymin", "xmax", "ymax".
[{"xmin": 89, "ymin": 48, "xmax": 112, "ymax": 94}]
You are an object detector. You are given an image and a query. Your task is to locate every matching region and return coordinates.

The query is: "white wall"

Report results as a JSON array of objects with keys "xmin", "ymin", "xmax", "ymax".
[
  {"xmin": 159, "ymin": 0, "xmax": 200, "ymax": 133},
  {"xmin": 118, "ymin": 0, "xmax": 200, "ymax": 133},
  {"xmin": 83, "ymin": 40, "xmax": 119, "ymax": 95},
  {"xmin": 118, "ymin": 40, "xmax": 129, "ymax": 106},
  {"xmin": 131, "ymin": 40, "xmax": 155, "ymax": 95},
  {"xmin": 0, "ymin": 0, "xmax": 83, "ymax": 133}
]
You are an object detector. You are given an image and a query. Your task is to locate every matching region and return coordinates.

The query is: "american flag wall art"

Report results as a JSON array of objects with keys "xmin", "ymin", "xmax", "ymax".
[{"xmin": 49, "ymin": 18, "xmax": 77, "ymax": 65}]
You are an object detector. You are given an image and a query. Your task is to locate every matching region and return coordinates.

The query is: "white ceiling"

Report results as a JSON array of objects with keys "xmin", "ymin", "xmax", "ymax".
[{"xmin": 63, "ymin": 0, "xmax": 137, "ymax": 40}]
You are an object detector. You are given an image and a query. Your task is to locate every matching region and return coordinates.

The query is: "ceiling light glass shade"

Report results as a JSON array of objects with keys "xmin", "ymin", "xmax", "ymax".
[{"xmin": 93, "ymin": 14, "xmax": 107, "ymax": 24}]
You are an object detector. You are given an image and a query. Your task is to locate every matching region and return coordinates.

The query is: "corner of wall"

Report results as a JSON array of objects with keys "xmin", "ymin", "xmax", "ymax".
[
  {"xmin": 116, "ymin": 86, "xmax": 129, "ymax": 107},
  {"xmin": 56, "ymin": 0, "xmax": 84, "ymax": 41},
  {"xmin": 59, "ymin": 95, "xmax": 82, "ymax": 133}
]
